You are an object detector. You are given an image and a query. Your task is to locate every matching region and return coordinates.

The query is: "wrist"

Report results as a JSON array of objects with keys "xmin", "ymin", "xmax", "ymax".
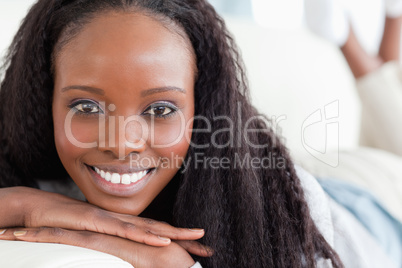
[{"xmin": 0, "ymin": 187, "xmax": 31, "ymax": 227}]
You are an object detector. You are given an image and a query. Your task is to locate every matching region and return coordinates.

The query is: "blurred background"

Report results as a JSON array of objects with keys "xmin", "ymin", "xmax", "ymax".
[{"xmin": 0, "ymin": 0, "xmax": 391, "ymax": 165}]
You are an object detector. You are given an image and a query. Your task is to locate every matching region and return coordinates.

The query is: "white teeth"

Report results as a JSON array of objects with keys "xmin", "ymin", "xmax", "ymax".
[
  {"xmin": 121, "ymin": 174, "xmax": 131, "ymax": 185},
  {"xmin": 111, "ymin": 173, "xmax": 121, "ymax": 184},
  {"xmin": 105, "ymin": 172, "xmax": 112, "ymax": 182},
  {"xmin": 93, "ymin": 166, "xmax": 151, "ymax": 185},
  {"xmin": 131, "ymin": 173, "xmax": 138, "ymax": 183}
]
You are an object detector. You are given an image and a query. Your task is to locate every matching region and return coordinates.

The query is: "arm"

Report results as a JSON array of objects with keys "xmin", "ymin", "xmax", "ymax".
[
  {"xmin": 0, "ymin": 187, "xmax": 211, "ymax": 267},
  {"xmin": 0, "ymin": 187, "xmax": 27, "ymax": 227},
  {"xmin": 0, "ymin": 187, "xmax": 205, "ymax": 246}
]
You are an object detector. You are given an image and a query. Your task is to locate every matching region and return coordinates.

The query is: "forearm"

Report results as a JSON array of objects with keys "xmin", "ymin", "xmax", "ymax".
[{"xmin": 0, "ymin": 187, "xmax": 31, "ymax": 228}]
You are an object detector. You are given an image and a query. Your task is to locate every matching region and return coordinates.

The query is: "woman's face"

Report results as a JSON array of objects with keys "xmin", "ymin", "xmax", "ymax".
[{"xmin": 52, "ymin": 11, "xmax": 195, "ymax": 215}]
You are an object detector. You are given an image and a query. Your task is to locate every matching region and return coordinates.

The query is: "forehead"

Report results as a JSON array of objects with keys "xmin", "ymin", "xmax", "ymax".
[{"xmin": 54, "ymin": 11, "xmax": 196, "ymax": 84}]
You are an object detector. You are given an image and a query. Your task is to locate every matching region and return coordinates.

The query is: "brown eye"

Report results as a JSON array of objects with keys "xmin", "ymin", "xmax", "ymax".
[
  {"xmin": 153, "ymin": 106, "xmax": 170, "ymax": 116},
  {"xmin": 143, "ymin": 103, "xmax": 177, "ymax": 118},
  {"xmin": 71, "ymin": 101, "xmax": 101, "ymax": 114}
]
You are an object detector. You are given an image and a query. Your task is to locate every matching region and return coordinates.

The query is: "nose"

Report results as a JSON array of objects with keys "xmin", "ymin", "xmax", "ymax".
[{"xmin": 98, "ymin": 115, "xmax": 148, "ymax": 159}]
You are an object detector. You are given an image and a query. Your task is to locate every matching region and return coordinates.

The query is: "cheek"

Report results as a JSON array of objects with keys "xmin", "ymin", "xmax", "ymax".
[
  {"xmin": 149, "ymin": 100, "xmax": 194, "ymax": 149},
  {"xmin": 155, "ymin": 138, "xmax": 191, "ymax": 165},
  {"xmin": 68, "ymin": 120, "xmax": 100, "ymax": 144},
  {"xmin": 53, "ymin": 109, "xmax": 98, "ymax": 164},
  {"xmin": 150, "ymin": 116, "xmax": 193, "ymax": 161}
]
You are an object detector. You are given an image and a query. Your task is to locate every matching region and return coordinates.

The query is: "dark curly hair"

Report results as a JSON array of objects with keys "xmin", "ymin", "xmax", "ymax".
[{"xmin": 0, "ymin": 0, "xmax": 343, "ymax": 267}]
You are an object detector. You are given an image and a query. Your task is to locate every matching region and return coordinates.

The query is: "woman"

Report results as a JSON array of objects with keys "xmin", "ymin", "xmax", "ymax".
[{"xmin": 0, "ymin": 0, "xmax": 342, "ymax": 267}]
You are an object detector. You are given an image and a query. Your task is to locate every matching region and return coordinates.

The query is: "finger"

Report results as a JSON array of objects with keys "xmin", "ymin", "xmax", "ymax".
[
  {"xmin": 45, "ymin": 205, "xmax": 172, "ymax": 247},
  {"xmin": 34, "ymin": 198, "xmax": 204, "ymax": 247},
  {"xmin": 175, "ymin": 240, "xmax": 214, "ymax": 257},
  {"xmin": 0, "ymin": 227, "xmax": 123, "ymax": 253},
  {"xmin": 88, "ymin": 215, "xmax": 174, "ymax": 247},
  {"xmin": 0, "ymin": 227, "xmax": 84, "ymax": 244},
  {"xmin": 120, "ymin": 216, "xmax": 205, "ymax": 241},
  {"xmin": 88, "ymin": 211, "xmax": 205, "ymax": 244},
  {"xmin": 0, "ymin": 228, "xmax": 25, "ymax": 241},
  {"xmin": 0, "ymin": 228, "xmax": 63, "ymax": 242}
]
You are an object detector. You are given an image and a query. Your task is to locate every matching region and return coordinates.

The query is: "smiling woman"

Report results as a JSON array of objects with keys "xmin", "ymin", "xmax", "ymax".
[
  {"xmin": 52, "ymin": 12, "xmax": 195, "ymax": 215},
  {"xmin": 0, "ymin": 0, "xmax": 344, "ymax": 267}
]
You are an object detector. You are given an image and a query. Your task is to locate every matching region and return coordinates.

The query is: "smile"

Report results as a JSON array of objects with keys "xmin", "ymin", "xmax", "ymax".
[{"xmin": 89, "ymin": 166, "xmax": 154, "ymax": 185}]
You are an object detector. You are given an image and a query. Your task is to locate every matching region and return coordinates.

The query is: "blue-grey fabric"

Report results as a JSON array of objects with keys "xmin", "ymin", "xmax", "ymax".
[{"xmin": 319, "ymin": 178, "xmax": 402, "ymax": 268}]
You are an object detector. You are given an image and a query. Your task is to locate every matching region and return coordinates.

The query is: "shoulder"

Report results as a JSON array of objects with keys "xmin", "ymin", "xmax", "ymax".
[
  {"xmin": 295, "ymin": 166, "xmax": 398, "ymax": 268},
  {"xmin": 294, "ymin": 165, "xmax": 334, "ymax": 246}
]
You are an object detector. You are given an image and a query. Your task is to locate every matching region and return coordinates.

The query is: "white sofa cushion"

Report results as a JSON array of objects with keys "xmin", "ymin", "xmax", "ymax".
[{"xmin": 0, "ymin": 241, "xmax": 133, "ymax": 268}]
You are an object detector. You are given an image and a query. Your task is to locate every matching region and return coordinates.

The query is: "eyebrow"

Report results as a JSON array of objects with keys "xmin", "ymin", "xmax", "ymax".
[
  {"xmin": 61, "ymin": 85, "xmax": 105, "ymax": 95},
  {"xmin": 141, "ymin": 86, "xmax": 186, "ymax": 97},
  {"xmin": 60, "ymin": 85, "xmax": 186, "ymax": 96}
]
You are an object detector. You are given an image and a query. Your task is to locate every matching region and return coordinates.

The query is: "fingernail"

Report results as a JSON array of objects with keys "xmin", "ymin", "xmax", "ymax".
[
  {"xmin": 157, "ymin": 236, "xmax": 171, "ymax": 242},
  {"xmin": 188, "ymin": 228, "xmax": 204, "ymax": 232},
  {"xmin": 0, "ymin": 229, "xmax": 6, "ymax": 235},
  {"xmin": 204, "ymin": 246, "xmax": 214, "ymax": 256},
  {"xmin": 13, "ymin": 231, "xmax": 27, "ymax": 237}
]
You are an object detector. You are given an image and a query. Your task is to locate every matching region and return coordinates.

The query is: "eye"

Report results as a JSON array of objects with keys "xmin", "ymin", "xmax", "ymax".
[
  {"xmin": 69, "ymin": 100, "xmax": 103, "ymax": 115},
  {"xmin": 143, "ymin": 103, "xmax": 177, "ymax": 118},
  {"xmin": 149, "ymin": 106, "xmax": 172, "ymax": 116}
]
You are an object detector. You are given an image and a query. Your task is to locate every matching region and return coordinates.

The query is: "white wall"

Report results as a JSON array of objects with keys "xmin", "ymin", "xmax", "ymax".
[
  {"xmin": 0, "ymin": 0, "xmax": 37, "ymax": 58},
  {"xmin": 225, "ymin": 18, "xmax": 360, "ymax": 165}
]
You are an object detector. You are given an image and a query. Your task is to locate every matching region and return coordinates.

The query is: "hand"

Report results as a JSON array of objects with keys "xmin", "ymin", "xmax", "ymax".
[
  {"xmin": 0, "ymin": 187, "xmax": 205, "ymax": 248},
  {"xmin": 0, "ymin": 227, "xmax": 211, "ymax": 267}
]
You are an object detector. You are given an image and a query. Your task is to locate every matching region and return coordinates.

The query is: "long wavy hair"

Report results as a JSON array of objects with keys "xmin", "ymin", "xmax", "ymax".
[{"xmin": 0, "ymin": 0, "xmax": 343, "ymax": 267}]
